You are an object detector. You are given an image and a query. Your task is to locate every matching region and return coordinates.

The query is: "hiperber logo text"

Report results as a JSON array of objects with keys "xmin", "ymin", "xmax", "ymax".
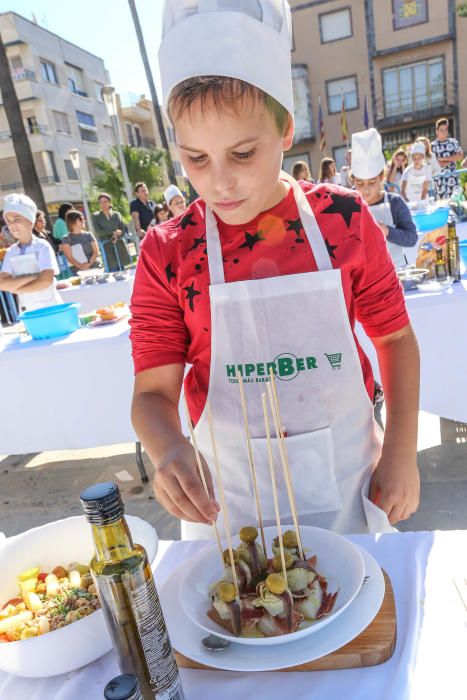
[{"xmin": 225, "ymin": 352, "xmax": 318, "ymax": 383}]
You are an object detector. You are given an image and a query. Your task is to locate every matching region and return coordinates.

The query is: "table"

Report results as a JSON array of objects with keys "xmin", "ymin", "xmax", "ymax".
[
  {"xmin": 59, "ymin": 276, "xmax": 134, "ymax": 315},
  {"xmin": 0, "ymin": 530, "xmax": 465, "ymax": 699},
  {"xmin": 357, "ymin": 275, "xmax": 467, "ymax": 423}
]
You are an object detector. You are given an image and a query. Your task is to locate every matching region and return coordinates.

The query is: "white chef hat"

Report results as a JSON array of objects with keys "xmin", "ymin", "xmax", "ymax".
[
  {"xmin": 2, "ymin": 193, "xmax": 37, "ymax": 224},
  {"xmin": 411, "ymin": 142, "xmax": 426, "ymax": 156},
  {"xmin": 164, "ymin": 184, "xmax": 183, "ymax": 205},
  {"xmin": 351, "ymin": 128, "xmax": 387, "ymax": 180},
  {"xmin": 159, "ymin": 0, "xmax": 293, "ymax": 120}
]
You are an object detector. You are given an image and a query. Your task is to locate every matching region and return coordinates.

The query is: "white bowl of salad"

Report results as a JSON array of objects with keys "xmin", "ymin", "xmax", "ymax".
[{"xmin": 0, "ymin": 514, "xmax": 158, "ymax": 677}]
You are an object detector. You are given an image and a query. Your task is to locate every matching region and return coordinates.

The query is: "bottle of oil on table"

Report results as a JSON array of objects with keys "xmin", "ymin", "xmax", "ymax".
[
  {"xmin": 80, "ymin": 482, "xmax": 185, "ymax": 700},
  {"xmin": 446, "ymin": 217, "xmax": 461, "ymax": 282},
  {"xmin": 435, "ymin": 246, "xmax": 448, "ymax": 281}
]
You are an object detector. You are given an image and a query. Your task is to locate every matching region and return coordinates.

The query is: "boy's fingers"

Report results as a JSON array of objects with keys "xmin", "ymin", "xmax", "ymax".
[
  {"xmin": 177, "ymin": 470, "xmax": 219, "ymax": 522},
  {"xmin": 198, "ymin": 457, "xmax": 220, "ymax": 510}
]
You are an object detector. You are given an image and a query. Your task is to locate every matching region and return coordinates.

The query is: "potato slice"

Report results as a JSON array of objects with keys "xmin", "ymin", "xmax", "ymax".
[
  {"xmin": 0, "ymin": 611, "xmax": 33, "ymax": 634},
  {"xmin": 17, "ymin": 567, "xmax": 40, "ymax": 582}
]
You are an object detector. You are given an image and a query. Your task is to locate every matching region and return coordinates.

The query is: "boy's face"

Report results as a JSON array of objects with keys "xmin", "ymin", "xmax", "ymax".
[
  {"xmin": 4, "ymin": 212, "xmax": 33, "ymax": 242},
  {"xmin": 436, "ymin": 123, "xmax": 449, "ymax": 141},
  {"xmin": 412, "ymin": 154, "xmax": 424, "ymax": 167},
  {"xmin": 354, "ymin": 174, "xmax": 384, "ymax": 206},
  {"xmin": 173, "ymin": 96, "xmax": 294, "ymax": 225}
]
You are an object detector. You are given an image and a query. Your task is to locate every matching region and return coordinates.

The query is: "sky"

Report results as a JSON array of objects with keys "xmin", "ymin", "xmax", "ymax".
[{"xmin": 0, "ymin": 0, "xmax": 164, "ymax": 98}]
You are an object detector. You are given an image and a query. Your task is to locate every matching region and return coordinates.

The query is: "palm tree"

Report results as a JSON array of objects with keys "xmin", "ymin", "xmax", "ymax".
[
  {"xmin": 0, "ymin": 33, "xmax": 50, "ymax": 223},
  {"xmin": 89, "ymin": 145, "xmax": 165, "ymax": 217}
]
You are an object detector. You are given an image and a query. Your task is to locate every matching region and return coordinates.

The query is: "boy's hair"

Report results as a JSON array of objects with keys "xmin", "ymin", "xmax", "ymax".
[
  {"xmin": 65, "ymin": 209, "xmax": 84, "ymax": 230},
  {"xmin": 134, "ymin": 182, "xmax": 147, "ymax": 193},
  {"xmin": 168, "ymin": 76, "xmax": 289, "ymax": 135},
  {"xmin": 436, "ymin": 117, "xmax": 449, "ymax": 130},
  {"xmin": 98, "ymin": 192, "xmax": 112, "ymax": 202}
]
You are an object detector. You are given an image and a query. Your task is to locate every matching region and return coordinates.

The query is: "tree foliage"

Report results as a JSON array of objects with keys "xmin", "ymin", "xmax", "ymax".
[
  {"xmin": 457, "ymin": 2, "xmax": 467, "ymax": 16},
  {"xmin": 89, "ymin": 145, "xmax": 166, "ymax": 218}
]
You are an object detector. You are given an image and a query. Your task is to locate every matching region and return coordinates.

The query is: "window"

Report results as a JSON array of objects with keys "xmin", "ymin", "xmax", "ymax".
[
  {"xmin": 46, "ymin": 151, "xmax": 60, "ymax": 183},
  {"xmin": 76, "ymin": 111, "xmax": 98, "ymax": 142},
  {"xmin": 392, "ymin": 0, "xmax": 428, "ymax": 30},
  {"xmin": 66, "ymin": 63, "xmax": 87, "ymax": 97},
  {"xmin": 40, "ymin": 59, "xmax": 58, "ymax": 84},
  {"xmin": 333, "ymin": 145, "xmax": 348, "ymax": 171},
  {"xmin": 134, "ymin": 126, "xmax": 142, "ymax": 147},
  {"xmin": 26, "ymin": 116, "xmax": 39, "ymax": 135},
  {"xmin": 292, "ymin": 64, "xmax": 315, "ymax": 143},
  {"xmin": 53, "ymin": 111, "xmax": 71, "ymax": 134},
  {"xmin": 64, "ymin": 159, "xmax": 79, "ymax": 181},
  {"xmin": 382, "ymin": 57, "xmax": 445, "ymax": 117},
  {"xmin": 381, "ymin": 124, "xmax": 437, "ymax": 153},
  {"xmin": 87, "ymin": 158, "xmax": 99, "ymax": 179},
  {"xmin": 95, "ymin": 83, "xmax": 104, "ymax": 102},
  {"xmin": 319, "ymin": 8, "xmax": 352, "ymax": 43},
  {"xmin": 9, "ymin": 55, "xmax": 23, "ymax": 70},
  {"xmin": 326, "ymin": 76, "xmax": 358, "ymax": 114},
  {"xmin": 126, "ymin": 123, "xmax": 135, "ymax": 146},
  {"xmin": 76, "ymin": 111, "xmax": 95, "ymax": 127}
]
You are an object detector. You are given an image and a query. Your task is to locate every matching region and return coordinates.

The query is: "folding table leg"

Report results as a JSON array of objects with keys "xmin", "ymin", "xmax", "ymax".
[{"xmin": 135, "ymin": 441, "xmax": 149, "ymax": 483}]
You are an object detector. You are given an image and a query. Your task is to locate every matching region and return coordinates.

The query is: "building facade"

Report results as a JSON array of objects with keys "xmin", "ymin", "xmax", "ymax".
[
  {"xmin": 0, "ymin": 12, "xmax": 115, "ymax": 215},
  {"xmin": 286, "ymin": 0, "xmax": 465, "ymax": 178}
]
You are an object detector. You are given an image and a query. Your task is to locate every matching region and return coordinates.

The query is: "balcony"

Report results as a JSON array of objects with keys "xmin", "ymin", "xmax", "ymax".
[
  {"xmin": 0, "ymin": 124, "xmax": 49, "ymax": 141},
  {"xmin": 0, "ymin": 176, "xmax": 57, "ymax": 192},
  {"xmin": 375, "ymin": 82, "xmax": 456, "ymax": 128},
  {"xmin": 71, "ymin": 87, "xmax": 88, "ymax": 98},
  {"xmin": 11, "ymin": 68, "xmax": 36, "ymax": 82}
]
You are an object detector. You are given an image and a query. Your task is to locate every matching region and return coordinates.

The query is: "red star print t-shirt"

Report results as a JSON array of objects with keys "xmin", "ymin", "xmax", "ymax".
[{"xmin": 130, "ymin": 182, "xmax": 409, "ymax": 424}]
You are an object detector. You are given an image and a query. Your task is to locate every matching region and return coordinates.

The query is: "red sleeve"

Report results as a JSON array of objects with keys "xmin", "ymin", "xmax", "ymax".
[
  {"xmin": 353, "ymin": 199, "xmax": 410, "ymax": 338},
  {"xmin": 129, "ymin": 228, "xmax": 188, "ymax": 374}
]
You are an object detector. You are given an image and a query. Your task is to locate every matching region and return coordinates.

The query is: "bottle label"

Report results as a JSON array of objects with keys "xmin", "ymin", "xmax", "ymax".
[{"xmin": 126, "ymin": 573, "xmax": 185, "ymax": 700}]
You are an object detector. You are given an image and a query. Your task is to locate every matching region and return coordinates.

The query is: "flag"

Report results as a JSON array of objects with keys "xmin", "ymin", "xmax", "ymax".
[
  {"xmin": 318, "ymin": 97, "xmax": 326, "ymax": 153},
  {"xmin": 341, "ymin": 94, "xmax": 349, "ymax": 143},
  {"xmin": 363, "ymin": 92, "xmax": 369, "ymax": 130}
]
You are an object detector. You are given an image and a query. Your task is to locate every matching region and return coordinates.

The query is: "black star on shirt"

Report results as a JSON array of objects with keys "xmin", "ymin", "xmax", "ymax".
[
  {"xmin": 325, "ymin": 238, "xmax": 338, "ymax": 260},
  {"xmin": 165, "ymin": 263, "xmax": 176, "ymax": 284},
  {"xmin": 183, "ymin": 281, "xmax": 201, "ymax": 312},
  {"xmin": 239, "ymin": 230, "xmax": 265, "ymax": 251},
  {"xmin": 188, "ymin": 235, "xmax": 206, "ymax": 252},
  {"xmin": 286, "ymin": 218, "xmax": 304, "ymax": 237},
  {"xmin": 321, "ymin": 192, "xmax": 361, "ymax": 229},
  {"xmin": 180, "ymin": 212, "xmax": 196, "ymax": 230}
]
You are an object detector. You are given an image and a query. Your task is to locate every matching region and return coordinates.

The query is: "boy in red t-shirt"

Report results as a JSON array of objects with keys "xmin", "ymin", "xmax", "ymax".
[{"xmin": 130, "ymin": 0, "xmax": 420, "ymax": 539}]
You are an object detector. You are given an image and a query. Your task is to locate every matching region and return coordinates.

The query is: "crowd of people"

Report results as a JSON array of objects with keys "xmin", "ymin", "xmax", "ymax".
[
  {"xmin": 0, "ymin": 182, "xmax": 189, "ymax": 318},
  {"xmin": 292, "ymin": 116, "xmax": 465, "ymax": 205}
]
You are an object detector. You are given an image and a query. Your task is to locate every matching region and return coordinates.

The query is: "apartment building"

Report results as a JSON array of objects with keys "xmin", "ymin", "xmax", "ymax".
[
  {"xmin": 116, "ymin": 92, "xmax": 187, "ymax": 194},
  {"xmin": 0, "ymin": 11, "xmax": 115, "ymax": 214},
  {"xmin": 286, "ymin": 0, "xmax": 465, "ymax": 178}
]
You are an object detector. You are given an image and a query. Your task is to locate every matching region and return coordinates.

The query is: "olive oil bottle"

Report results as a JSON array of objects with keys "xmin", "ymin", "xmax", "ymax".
[
  {"xmin": 435, "ymin": 247, "xmax": 448, "ymax": 281},
  {"xmin": 446, "ymin": 217, "xmax": 461, "ymax": 282},
  {"xmin": 80, "ymin": 483, "xmax": 185, "ymax": 700}
]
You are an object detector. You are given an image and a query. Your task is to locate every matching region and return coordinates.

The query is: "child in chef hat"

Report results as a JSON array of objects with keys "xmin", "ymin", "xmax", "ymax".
[
  {"xmin": 164, "ymin": 184, "xmax": 187, "ymax": 218},
  {"xmin": 130, "ymin": 0, "xmax": 420, "ymax": 537},
  {"xmin": 400, "ymin": 142, "xmax": 431, "ymax": 204}
]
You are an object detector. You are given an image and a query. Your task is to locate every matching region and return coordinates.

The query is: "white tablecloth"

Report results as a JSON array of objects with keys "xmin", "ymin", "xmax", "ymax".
[
  {"xmin": 59, "ymin": 277, "xmax": 134, "ymax": 314},
  {"xmin": 357, "ymin": 276, "xmax": 467, "ymax": 423},
  {"xmin": 1, "ymin": 530, "xmax": 465, "ymax": 699}
]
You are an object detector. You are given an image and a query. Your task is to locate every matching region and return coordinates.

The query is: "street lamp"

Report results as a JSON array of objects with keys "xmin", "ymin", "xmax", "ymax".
[
  {"xmin": 69, "ymin": 147, "xmax": 93, "ymax": 232},
  {"xmin": 102, "ymin": 84, "xmax": 137, "ymax": 248}
]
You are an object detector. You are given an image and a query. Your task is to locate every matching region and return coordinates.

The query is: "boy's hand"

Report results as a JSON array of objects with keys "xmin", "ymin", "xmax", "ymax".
[
  {"xmin": 153, "ymin": 439, "xmax": 220, "ymax": 524},
  {"xmin": 369, "ymin": 452, "xmax": 420, "ymax": 524}
]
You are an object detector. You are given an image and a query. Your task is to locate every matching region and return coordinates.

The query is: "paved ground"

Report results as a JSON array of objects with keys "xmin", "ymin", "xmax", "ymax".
[{"xmin": 0, "ymin": 412, "xmax": 466, "ymax": 540}]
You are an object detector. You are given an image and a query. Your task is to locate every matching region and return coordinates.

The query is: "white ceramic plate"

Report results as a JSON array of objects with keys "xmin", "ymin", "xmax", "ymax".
[
  {"xmin": 179, "ymin": 526, "xmax": 365, "ymax": 646},
  {"xmin": 416, "ymin": 278, "xmax": 453, "ymax": 292},
  {"xmin": 0, "ymin": 514, "xmax": 158, "ymax": 678},
  {"xmin": 160, "ymin": 544, "xmax": 384, "ymax": 672}
]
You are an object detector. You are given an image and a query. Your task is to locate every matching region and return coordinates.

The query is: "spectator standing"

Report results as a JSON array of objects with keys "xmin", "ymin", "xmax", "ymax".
[
  {"xmin": 0, "ymin": 194, "xmax": 62, "ymax": 311},
  {"xmin": 92, "ymin": 193, "xmax": 131, "ymax": 271},
  {"xmin": 53, "ymin": 202, "xmax": 73, "ymax": 241},
  {"xmin": 130, "ymin": 182, "xmax": 156, "ymax": 239},
  {"xmin": 152, "ymin": 203, "xmax": 170, "ymax": 224},
  {"xmin": 33, "ymin": 210, "xmax": 60, "ymax": 253},
  {"xmin": 292, "ymin": 160, "xmax": 313, "ymax": 182},
  {"xmin": 431, "ymin": 117, "xmax": 464, "ymax": 199},
  {"xmin": 164, "ymin": 184, "xmax": 187, "ymax": 218},
  {"xmin": 386, "ymin": 149, "xmax": 408, "ymax": 192},
  {"xmin": 400, "ymin": 143, "xmax": 431, "ymax": 203},
  {"xmin": 318, "ymin": 157, "xmax": 340, "ymax": 184},
  {"xmin": 340, "ymin": 149, "xmax": 353, "ymax": 188},
  {"xmin": 61, "ymin": 210, "xmax": 102, "ymax": 274}
]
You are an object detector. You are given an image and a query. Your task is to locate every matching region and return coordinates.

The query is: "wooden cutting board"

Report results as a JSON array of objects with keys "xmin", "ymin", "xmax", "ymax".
[{"xmin": 175, "ymin": 571, "xmax": 396, "ymax": 672}]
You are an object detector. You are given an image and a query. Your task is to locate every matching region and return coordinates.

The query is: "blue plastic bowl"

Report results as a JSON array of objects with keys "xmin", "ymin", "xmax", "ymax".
[
  {"xmin": 460, "ymin": 241, "xmax": 467, "ymax": 274},
  {"xmin": 19, "ymin": 302, "xmax": 81, "ymax": 340},
  {"xmin": 411, "ymin": 207, "xmax": 450, "ymax": 232}
]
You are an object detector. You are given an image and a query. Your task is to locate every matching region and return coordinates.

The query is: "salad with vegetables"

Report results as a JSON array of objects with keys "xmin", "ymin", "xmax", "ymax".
[{"xmin": 0, "ymin": 563, "xmax": 100, "ymax": 643}]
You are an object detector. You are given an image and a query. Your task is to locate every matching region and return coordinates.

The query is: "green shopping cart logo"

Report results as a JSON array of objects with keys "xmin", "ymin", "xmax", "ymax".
[{"xmin": 325, "ymin": 353, "xmax": 342, "ymax": 370}]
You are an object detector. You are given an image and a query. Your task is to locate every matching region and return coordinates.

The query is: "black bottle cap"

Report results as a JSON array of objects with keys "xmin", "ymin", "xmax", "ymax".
[
  {"xmin": 104, "ymin": 674, "xmax": 141, "ymax": 700},
  {"xmin": 80, "ymin": 482, "xmax": 124, "ymax": 525}
]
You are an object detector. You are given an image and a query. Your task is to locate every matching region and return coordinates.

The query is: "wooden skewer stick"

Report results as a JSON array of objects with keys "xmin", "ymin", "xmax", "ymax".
[
  {"xmin": 236, "ymin": 371, "xmax": 267, "ymax": 557},
  {"xmin": 206, "ymin": 401, "xmax": 240, "ymax": 600},
  {"xmin": 261, "ymin": 393, "xmax": 287, "ymax": 584},
  {"xmin": 268, "ymin": 371, "xmax": 305, "ymax": 560},
  {"xmin": 182, "ymin": 395, "xmax": 224, "ymax": 567}
]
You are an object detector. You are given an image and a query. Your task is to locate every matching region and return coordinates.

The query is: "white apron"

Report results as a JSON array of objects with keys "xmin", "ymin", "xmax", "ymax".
[
  {"xmin": 370, "ymin": 194, "xmax": 406, "ymax": 270},
  {"xmin": 182, "ymin": 175, "xmax": 393, "ymax": 539},
  {"xmin": 10, "ymin": 254, "xmax": 62, "ymax": 312}
]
